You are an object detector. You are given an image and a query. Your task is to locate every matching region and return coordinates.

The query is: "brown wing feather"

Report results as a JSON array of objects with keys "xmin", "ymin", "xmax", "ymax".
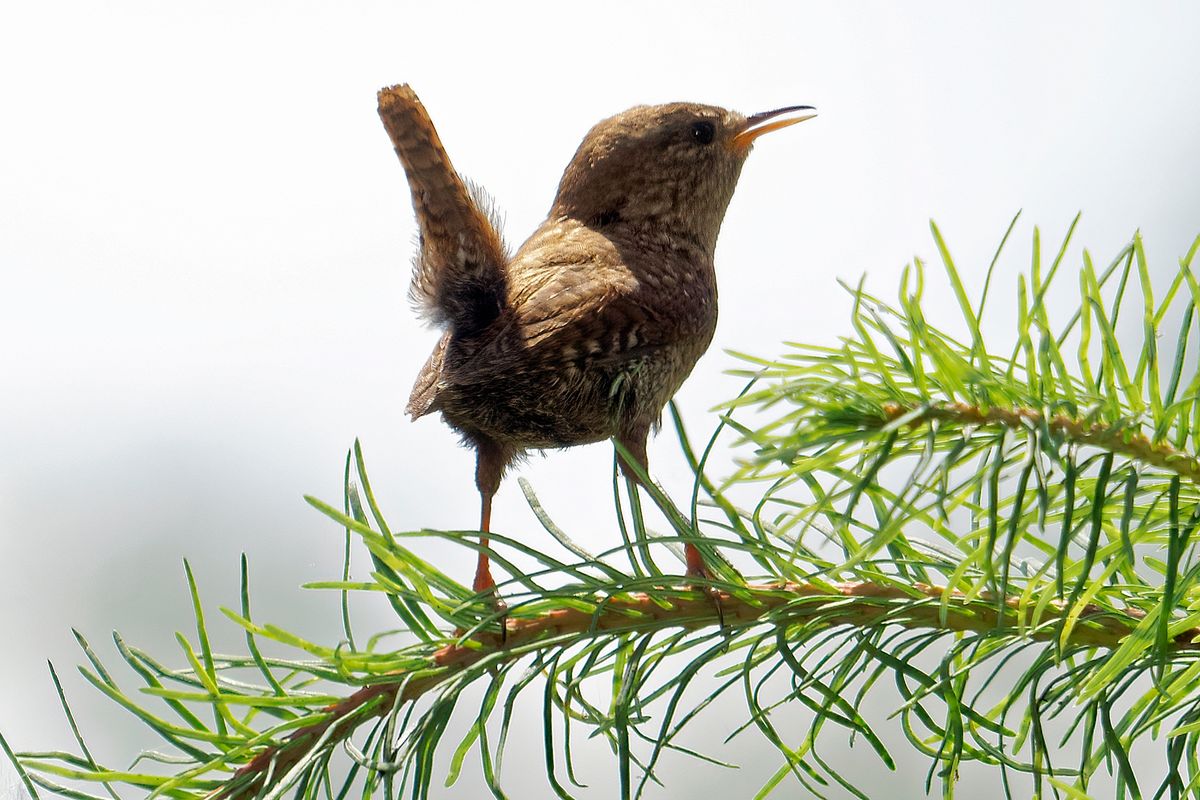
[
  {"xmin": 406, "ymin": 331, "xmax": 449, "ymax": 419},
  {"xmin": 443, "ymin": 231, "xmax": 698, "ymax": 387}
]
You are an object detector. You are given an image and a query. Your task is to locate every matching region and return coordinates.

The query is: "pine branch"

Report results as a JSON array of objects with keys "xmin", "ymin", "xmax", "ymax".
[
  {"xmin": 877, "ymin": 401, "xmax": 1200, "ymax": 483},
  {"xmin": 216, "ymin": 579, "xmax": 1200, "ymax": 799}
]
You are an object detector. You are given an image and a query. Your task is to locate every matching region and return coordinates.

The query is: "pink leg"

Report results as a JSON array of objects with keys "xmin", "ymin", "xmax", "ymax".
[
  {"xmin": 616, "ymin": 426, "xmax": 713, "ymax": 582},
  {"xmin": 473, "ymin": 488, "xmax": 496, "ymax": 593},
  {"xmin": 472, "ymin": 438, "xmax": 509, "ymax": 640}
]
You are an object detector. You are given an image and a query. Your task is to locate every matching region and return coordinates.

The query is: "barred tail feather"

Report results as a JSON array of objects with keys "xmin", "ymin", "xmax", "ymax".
[{"xmin": 378, "ymin": 85, "xmax": 509, "ymax": 331}]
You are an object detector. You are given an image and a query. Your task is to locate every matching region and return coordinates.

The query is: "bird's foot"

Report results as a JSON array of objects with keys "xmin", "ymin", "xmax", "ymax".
[
  {"xmin": 453, "ymin": 589, "xmax": 509, "ymax": 646},
  {"xmin": 484, "ymin": 590, "xmax": 510, "ymax": 645},
  {"xmin": 684, "ymin": 544, "xmax": 726, "ymax": 631}
]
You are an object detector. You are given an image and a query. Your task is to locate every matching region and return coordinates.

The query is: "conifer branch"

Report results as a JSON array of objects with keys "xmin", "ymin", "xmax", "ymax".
[
  {"xmin": 217, "ymin": 579, "xmax": 1200, "ymax": 798},
  {"xmin": 879, "ymin": 401, "xmax": 1200, "ymax": 483}
]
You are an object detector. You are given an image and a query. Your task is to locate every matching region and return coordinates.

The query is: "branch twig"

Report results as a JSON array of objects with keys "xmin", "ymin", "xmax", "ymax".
[
  {"xmin": 882, "ymin": 401, "xmax": 1200, "ymax": 483},
  {"xmin": 214, "ymin": 579, "xmax": 1197, "ymax": 799}
]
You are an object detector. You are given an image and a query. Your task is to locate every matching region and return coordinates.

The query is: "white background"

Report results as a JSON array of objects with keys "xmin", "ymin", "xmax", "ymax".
[{"xmin": 3, "ymin": 2, "xmax": 1200, "ymax": 797}]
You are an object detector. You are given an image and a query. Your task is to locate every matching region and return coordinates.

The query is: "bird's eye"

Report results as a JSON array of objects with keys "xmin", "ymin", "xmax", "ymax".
[{"xmin": 690, "ymin": 120, "xmax": 716, "ymax": 145}]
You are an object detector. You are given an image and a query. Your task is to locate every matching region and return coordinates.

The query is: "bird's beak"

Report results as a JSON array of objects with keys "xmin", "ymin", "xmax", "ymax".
[{"xmin": 732, "ymin": 105, "xmax": 817, "ymax": 150}]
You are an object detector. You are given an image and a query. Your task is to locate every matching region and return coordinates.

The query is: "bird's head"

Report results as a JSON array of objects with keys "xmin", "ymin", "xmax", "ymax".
[{"xmin": 551, "ymin": 102, "xmax": 815, "ymax": 254}]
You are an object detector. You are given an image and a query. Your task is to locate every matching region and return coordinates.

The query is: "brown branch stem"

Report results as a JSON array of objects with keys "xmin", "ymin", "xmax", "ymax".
[
  {"xmin": 882, "ymin": 401, "xmax": 1200, "ymax": 483},
  {"xmin": 214, "ymin": 579, "xmax": 1198, "ymax": 799}
]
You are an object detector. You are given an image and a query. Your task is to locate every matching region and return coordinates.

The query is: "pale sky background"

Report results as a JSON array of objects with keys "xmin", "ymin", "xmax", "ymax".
[{"xmin": 3, "ymin": 3, "xmax": 1200, "ymax": 798}]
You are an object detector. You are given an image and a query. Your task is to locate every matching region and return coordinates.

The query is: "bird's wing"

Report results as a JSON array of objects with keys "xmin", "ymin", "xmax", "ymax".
[
  {"xmin": 378, "ymin": 85, "xmax": 509, "ymax": 332},
  {"xmin": 406, "ymin": 330, "xmax": 449, "ymax": 419},
  {"xmin": 449, "ymin": 259, "xmax": 689, "ymax": 386},
  {"xmin": 517, "ymin": 262, "xmax": 652, "ymax": 357},
  {"xmin": 510, "ymin": 225, "xmax": 714, "ymax": 366},
  {"xmin": 431, "ymin": 220, "xmax": 714, "ymax": 389}
]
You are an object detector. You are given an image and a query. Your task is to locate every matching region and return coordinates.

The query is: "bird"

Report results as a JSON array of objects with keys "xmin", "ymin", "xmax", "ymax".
[{"xmin": 377, "ymin": 84, "xmax": 814, "ymax": 621}]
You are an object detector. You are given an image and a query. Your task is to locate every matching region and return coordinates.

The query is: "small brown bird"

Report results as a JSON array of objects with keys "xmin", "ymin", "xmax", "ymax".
[{"xmin": 378, "ymin": 84, "xmax": 813, "ymax": 607}]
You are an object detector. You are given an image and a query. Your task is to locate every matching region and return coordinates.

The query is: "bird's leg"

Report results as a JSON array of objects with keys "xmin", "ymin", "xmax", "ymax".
[
  {"xmin": 616, "ymin": 427, "xmax": 724, "ymax": 627},
  {"xmin": 614, "ymin": 427, "xmax": 649, "ymax": 487},
  {"xmin": 474, "ymin": 487, "xmax": 497, "ymax": 594},
  {"xmin": 473, "ymin": 439, "xmax": 509, "ymax": 641}
]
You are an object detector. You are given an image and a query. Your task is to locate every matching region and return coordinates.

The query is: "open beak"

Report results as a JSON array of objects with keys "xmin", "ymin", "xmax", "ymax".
[{"xmin": 732, "ymin": 105, "xmax": 817, "ymax": 150}]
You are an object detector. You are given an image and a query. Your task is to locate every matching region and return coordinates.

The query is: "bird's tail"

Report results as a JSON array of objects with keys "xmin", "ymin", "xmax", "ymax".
[{"xmin": 378, "ymin": 84, "xmax": 509, "ymax": 333}]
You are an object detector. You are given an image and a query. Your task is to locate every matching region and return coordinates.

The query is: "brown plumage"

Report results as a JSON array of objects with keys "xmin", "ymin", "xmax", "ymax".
[{"xmin": 378, "ymin": 84, "xmax": 814, "ymax": 604}]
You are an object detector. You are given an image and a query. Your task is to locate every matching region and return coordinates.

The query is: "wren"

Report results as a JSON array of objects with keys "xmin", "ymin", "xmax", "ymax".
[{"xmin": 378, "ymin": 84, "xmax": 814, "ymax": 612}]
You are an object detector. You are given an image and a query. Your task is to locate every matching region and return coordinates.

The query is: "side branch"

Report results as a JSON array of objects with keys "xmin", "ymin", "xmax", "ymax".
[
  {"xmin": 216, "ymin": 580, "xmax": 1198, "ymax": 799},
  {"xmin": 882, "ymin": 401, "xmax": 1200, "ymax": 483}
]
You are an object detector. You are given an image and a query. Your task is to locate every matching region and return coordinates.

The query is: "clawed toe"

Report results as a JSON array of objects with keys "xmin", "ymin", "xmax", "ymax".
[{"xmin": 683, "ymin": 543, "xmax": 726, "ymax": 630}]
